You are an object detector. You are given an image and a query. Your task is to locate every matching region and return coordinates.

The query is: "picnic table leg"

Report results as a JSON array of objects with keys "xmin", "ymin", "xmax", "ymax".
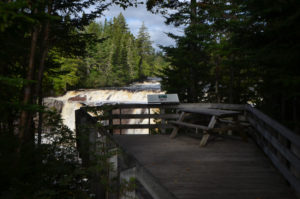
[
  {"xmin": 170, "ymin": 112, "xmax": 186, "ymax": 139},
  {"xmin": 199, "ymin": 116, "xmax": 216, "ymax": 147},
  {"xmin": 233, "ymin": 115, "xmax": 248, "ymax": 142}
]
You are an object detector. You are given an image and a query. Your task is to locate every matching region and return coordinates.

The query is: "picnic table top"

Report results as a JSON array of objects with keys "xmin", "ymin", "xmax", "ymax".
[{"xmin": 179, "ymin": 108, "xmax": 240, "ymax": 117}]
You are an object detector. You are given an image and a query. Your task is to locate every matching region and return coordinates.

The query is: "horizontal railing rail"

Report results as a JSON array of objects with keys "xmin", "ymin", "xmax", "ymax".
[
  {"xmin": 97, "ymin": 113, "xmax": 179, "ymax": 120},
  {"xmin": 84, "ymin": 103, "xmax": 179, "ymax": 134}
]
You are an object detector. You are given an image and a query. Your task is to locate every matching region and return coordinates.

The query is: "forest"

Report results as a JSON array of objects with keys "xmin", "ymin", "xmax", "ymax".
[
  {"xmin": 0, "ymin": 0, "xmax": 299, "ymax": 198},
  {"xmin": 50, "ymin": 13, "xmax": 168, "ymax": 94}
]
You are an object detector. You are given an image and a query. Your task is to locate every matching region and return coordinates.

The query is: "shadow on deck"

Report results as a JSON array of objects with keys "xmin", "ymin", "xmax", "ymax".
[
  {"xmin": 75, "ymin": 103, "xmax": 300, "ymax": 199},
  {"xmin": 114, "ymin": 134, "xmax": 296, "ymax": 199}
]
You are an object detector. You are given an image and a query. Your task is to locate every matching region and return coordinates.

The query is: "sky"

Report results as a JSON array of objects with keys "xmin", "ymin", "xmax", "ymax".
[{"xmin": 97, "ymin": 2, "xmax": 184, "ymax": 51}]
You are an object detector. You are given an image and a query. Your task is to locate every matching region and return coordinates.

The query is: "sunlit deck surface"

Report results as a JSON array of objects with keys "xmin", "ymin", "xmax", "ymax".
[{"xmin": 113, "ymin": 134, "xmax": 296, "ymax": 199}]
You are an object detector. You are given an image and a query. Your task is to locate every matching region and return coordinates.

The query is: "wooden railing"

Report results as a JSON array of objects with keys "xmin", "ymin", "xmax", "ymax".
[
  {"xmin": 245, "ymin": 105, "xmax": 300, "ymax": 194},
  {"xmin": 84, "ymin": 104, "xmax": 178, "ymax": 134},
  {"xmin": 76, "ymin": 103, "xmax": 300, "ymax": 196},
  {"xmin": 82, "ymin": 103, "xmax": 246, "ymax": 134}
]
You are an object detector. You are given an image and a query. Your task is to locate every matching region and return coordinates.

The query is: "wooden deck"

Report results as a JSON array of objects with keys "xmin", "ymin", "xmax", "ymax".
[{"xmin": 113, "ymin": 134, "xmax": 296, "ymax": 199}]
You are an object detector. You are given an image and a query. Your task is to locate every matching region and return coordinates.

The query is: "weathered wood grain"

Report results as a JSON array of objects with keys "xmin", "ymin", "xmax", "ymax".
[
  {"xmin": 113, "ymin": 135, "xmax": 297, "ymax": 199},
  {"xmin": 79, "ymin": 103, "xmax": 300, "ymax": 196},
  {"xmin": 97, "ymin": 113, "xmax": 179, "ymax": 120},
  {"xmin": 248, "ymin": 117, "xmax": 300, "ymax": 171},
  {"xmin": 179, "ymin": 108, "xmax": 240, "ymax": 117},
  {"xmin": 110, "ymin": 124, "xmax": 173, "ymax": 129},
  {"xmin": 246, "ymin": 105, "xmax": 300, "ymax": 148},
  {"xmin": 169, "ymin": 121, "xmax": 210, "ymax": 131}
]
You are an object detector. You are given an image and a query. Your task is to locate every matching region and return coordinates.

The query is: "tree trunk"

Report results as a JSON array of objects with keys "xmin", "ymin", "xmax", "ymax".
[
  {"xmin": 188, "ymin": 0, "xmax": 198, "ymax": 102},
  {"xmin": 189, "ymin": 67, "xmax": 197, "ymax": 102},
  {"xmin": 19, "ymin": 16, "xmax": 39, "ymax": 144},
  {"xmin": 215, "ymin": 56, "xmax": 221, "ymax": 103},
  {"xmin": 36, "ymin": 22, "xmax": 50, "ymax": 145},
  {"xmin": 190, "ymin": 0, "xmax": 197, "ymax": 23},
  {"xmin": 281, "ymin": 95, "xmax": 286, "ymax": 122},
  {"xmin": 36, "ymin": 1, "xmax": 52, "ymax": 145},
  {"xmin": 229, "ymin": 64, "xmax": 234, "ymax": 104},
  {"xmin": 293, "ymin": 97, "xmax": 299, "ymax": 134},
  {"xmin": 215, "ymin": 79, "xmax": 220, "ymax": 103},
  {"xmin": 236, "ymin": 68, "xmax": 241, "ymax": 103},
  {"xmin": 138, "ymin": 56, "xmax": 143, "ymax": 80}
]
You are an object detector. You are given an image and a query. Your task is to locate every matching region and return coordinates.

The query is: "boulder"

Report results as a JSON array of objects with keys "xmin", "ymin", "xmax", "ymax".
[
  {"xmin": 43, "ymin": 98, "xmax": 64, "ymax": 113},
  {"xmin": 68, "ymin": 95, "xmax": 87, "ymax": 102}
]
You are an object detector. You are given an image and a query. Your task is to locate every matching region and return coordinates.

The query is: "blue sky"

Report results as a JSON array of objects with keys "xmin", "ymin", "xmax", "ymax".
[{"xmin": 97, "ymin": 2, "xmax": 184, "ymax": 51}]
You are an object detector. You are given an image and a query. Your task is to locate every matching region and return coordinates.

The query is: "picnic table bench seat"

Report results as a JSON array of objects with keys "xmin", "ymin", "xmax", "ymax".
[
  {"xmin": 169, "ymin": 120, "xmax": 210, "ymax": 131},
  {"xmin": 169, "ymin": 108, "xmax": 246, "ymax": 146}
]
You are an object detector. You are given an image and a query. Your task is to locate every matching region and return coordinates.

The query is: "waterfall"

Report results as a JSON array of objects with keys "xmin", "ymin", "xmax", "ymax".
[{"xmin": 44, "ymin": 78, "xmax": 164, "ymax": 134}]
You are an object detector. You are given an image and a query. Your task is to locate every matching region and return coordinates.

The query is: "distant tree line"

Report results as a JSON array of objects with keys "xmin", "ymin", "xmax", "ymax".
[
  {"xmin": 49, "ymin": 13, "xmax": 168, "ymax": 94},
  {"xmin": 147, "ymin": 0, "xmax": 300, "ymax": 132}
]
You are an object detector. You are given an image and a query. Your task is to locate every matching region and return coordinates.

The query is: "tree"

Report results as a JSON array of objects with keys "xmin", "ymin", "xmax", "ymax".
[
  {"xmin": 234, "ymin": 0, "xmax": 300, "ymax": 131},
  {"xmin": 49, "ymin": 56, "xmax": 85, "ymax": 94},
  {"xmin": 0, "ymin": 0, "xmax": 138, "ymax": 147},
  {"xmin": 148, "ymin": 0, "xmax": 300, "ymax": 131},
  {"xmin": 0, "ymin": 0, "xmax": 139, "ymax": 197},
  {"xmin": 76, "ymin": 15, "xmax": 162, "ymax": 88},
  {"xmin": 136, "ymin": 22, "xmax": 154, "ymax": 79},
  {"xmin": 149, "ymin": 0, "xmax": 216, "ymax": 102}
]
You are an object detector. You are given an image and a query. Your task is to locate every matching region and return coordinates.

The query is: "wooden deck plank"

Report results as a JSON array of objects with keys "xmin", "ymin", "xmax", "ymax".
[{"xmin": 113, "ymin": 134, "xmax": 296, "ymax": 199}]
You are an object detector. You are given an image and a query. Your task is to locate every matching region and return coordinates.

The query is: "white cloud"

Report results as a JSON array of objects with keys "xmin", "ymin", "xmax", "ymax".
[{"xmin": 97, "ymin": 2, "xmax": 184, "ymax": 51}]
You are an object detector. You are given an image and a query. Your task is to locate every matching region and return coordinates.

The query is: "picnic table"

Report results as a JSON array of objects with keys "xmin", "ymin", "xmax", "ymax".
[{"xmin": 169, "ymin": 108, "xmax": 245, "ymax": 146}]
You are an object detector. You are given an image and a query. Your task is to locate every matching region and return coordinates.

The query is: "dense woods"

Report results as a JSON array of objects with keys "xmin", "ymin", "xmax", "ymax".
[
  {"xmin": 0, "ymin": 0, "xmax": 299, "ymax": 198},
  {"xmin": 149, "ymin": 0, "xmax": 300, "ymax": 132},
  {"xmin": 0, "ymin": 1, "xmax": 140, "ymax": 198},
  {"xmin": 50, "ymin": 14, "xmax": 168, "ymax": 94}
]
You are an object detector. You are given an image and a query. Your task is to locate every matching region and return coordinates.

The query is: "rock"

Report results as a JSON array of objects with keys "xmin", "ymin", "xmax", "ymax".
[
  {"xmin": 68, "ymin": 95, "xmax": 87, "ymax": 102},
  {"xmin": 43, "ymin": 97, "xmax": 64, "ymax": 113}
]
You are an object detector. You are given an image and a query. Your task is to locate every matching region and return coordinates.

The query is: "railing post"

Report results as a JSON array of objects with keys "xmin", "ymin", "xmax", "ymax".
[
  {"xmin": 109, "ymin": 109, "xmax": 113, "ymax": 135},
  {"xmin": 160, "ymin": 107, "xmax": 166, "ymax": 134},
  {"xmin": 75, "ymin": 108, "xmax": 106, "ymax": 199},
  {"xmin": 108, "ymin": 147, "xmax": 119, "ymax": 199},
  {"xmin": 148, "ymin": 107, "xmax": 151, "ymax": 134},
  {"xmin": 119, "ymin": 108, "xmax": 122, "ymax": 135},
  {"xmin": 291, "ymin": 143, "xmax": 300, "ymax": 198}
]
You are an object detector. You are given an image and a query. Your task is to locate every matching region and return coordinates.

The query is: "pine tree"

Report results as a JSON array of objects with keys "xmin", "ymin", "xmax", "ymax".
[
  {"xmin": 151, "ymin": 0, "xmax": 215, "ymax": 102},
  {"xmin": 136, "ymin": 22, "xmax": 154, "ymax": 79},
  {"xmin": 147, "ymin": 0, "xmax": 300, "ymax": 131},
  {"xmin": 81, "ymin": 14, "xmax": 162, "ymax": 87}
]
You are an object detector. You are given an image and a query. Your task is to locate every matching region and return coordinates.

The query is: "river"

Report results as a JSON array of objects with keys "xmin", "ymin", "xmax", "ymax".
[{"xmin": 44, "ymin": 78, "xmax": 164, "ymax": 133}]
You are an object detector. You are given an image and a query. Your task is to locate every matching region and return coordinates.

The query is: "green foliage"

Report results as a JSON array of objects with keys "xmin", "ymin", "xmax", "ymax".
[
  {"xmin": 159, "ymin": 3, "xmax": 214, "ymax": 102},
  {"xmin": 50, "ymin": 14, "xmax": 169, "ymax": 92},
  {"xmin": 49, "ymin": 55, "xmax": 85, "ymax": 95},
  {"xmin": 0, "ymin": 1, "xmax": 143, "ymax": 198},
  {"xmin": 0, "ymin": 111, "xmax": 92, "ymax": 199},
  {"xmin": 136, "ymin": 22, "xmax": 154, "ymax": 79},
  {"xmin": 120, "ymin": 177, "xmax": 136, "ymax": 199},
  {"xmin": 45, "ymin": 14, "xmax": 169, "ymax": 95},
  {"xmin": 152, "ymin": 0, "xmax": 300, "ymax": 130}
]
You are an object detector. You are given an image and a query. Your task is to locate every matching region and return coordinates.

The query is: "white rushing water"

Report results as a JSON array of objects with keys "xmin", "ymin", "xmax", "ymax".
[{"xmin": 45, "ymin": 78, "xmax": 164, "ymax": 134}]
